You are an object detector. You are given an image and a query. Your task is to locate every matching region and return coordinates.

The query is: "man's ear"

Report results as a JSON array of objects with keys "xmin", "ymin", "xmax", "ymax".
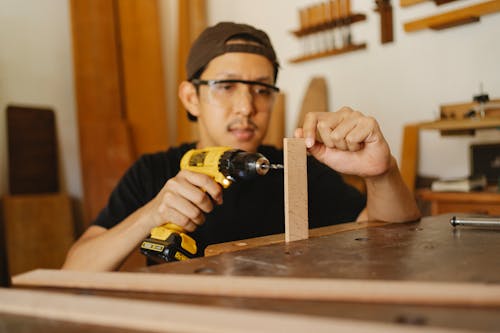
[{"xmin": 178, "ymin": 81, "xmax": 200, "ymax": 119}]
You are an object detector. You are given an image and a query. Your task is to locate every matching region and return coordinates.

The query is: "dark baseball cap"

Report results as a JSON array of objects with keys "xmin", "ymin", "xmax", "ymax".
[{"xmin": 186, "ymin": 22, "xmax": 280, "ymax": 80}]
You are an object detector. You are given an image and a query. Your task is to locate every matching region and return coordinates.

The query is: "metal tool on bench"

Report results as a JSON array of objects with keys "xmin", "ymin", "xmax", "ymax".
[{"xmin": 450, "ymin": 216, "xmax": 500, "ymax": 228}]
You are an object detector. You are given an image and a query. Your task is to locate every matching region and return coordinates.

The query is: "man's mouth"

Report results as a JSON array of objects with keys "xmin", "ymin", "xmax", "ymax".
[
  {"xmin": 227, "ymin": 119, "xmax": 257, "ymax": 141},
  {"xmin": 228, "ymin": 127, "xmax": 255, "ymax": 141}
]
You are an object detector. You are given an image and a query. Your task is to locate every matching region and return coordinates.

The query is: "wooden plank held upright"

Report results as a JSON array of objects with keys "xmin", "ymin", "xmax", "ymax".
[
  {"xmin": 117, "ymin": 0, "xmax": 168, "ymax": 156},
  {"xmin": 71, "ymin": 0, "xmax": 130, "ymax": 226},
  {"xmin": 71, "ymin": 0, "xmax": 168, "ymax": 227},
  {"xmin": 400, "ymin": 124, "xmax": 420, "ymax": 193},
  {"xmin": 284, "ymin": 138, "xmax": 309, "ymax": 242},
  {"xmin": 176, "ymin": 0, "xmax": 206, "ymax": 144}
]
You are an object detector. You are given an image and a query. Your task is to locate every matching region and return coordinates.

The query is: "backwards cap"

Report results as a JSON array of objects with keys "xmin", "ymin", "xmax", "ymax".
[{"xmin": 186, "ymin": 22, "xmax": 280, "ymax": 80}]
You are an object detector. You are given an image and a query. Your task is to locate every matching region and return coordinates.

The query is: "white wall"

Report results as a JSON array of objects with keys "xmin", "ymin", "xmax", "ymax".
[
  {"xmin": 0, "ymin": 0, "xmax": 80, "ymax": 196},
  {"xmin": 207, "ymin": 0, "xmax": 500, "ymax": 179}
]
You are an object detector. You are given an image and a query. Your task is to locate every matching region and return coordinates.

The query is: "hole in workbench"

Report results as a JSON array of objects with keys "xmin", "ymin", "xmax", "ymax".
[
  {"xmin": 193, "ymin": 267, "xmax": 216, "ymax": 274},
  {"xmin": 354, "ymin": 237, "xmax": 369, "ymax": 241},
  {"xmin": 395, "ymin": 314, "xmax": 427, "ymax": 326}
]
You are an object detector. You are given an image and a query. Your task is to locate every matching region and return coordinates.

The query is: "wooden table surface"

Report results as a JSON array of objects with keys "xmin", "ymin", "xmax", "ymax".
[
  {"xmin": 137, "ymin": 213, "xmax": 500, "ymax": 331},
  {"xmin": 143, "ymin": 213, "xmax": 500, "ymax": 283},
  {"xmin": 4, "ymin": 213, "xmax": 500, "ymax": 332}
]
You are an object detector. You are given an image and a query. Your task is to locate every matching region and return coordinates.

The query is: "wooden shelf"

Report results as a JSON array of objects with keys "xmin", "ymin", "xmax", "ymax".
[
  {"xmin": 418, "ymin": 117, "xmax": 500, "ymax": 131},
  {"xmin": 404, "ymin": 0, "xmax": 500, "ymax": 32},
  {"xmin": 400, "ymin": 0, "xmax": 460, "ymax": 8},
  {"xmin": 291, "ymin": 13, "xmax": 366, "ymax": 37},
  {"xmin": 416, "ymin": 188, "xmax": 500, "ymax": 215},
  {"xmin": 289, "ymin": 43, "xmax": 367, "ymax": 64},
  {"xmin": 400, "ymin": 117, "xmax": 500, "ymax": 192}
]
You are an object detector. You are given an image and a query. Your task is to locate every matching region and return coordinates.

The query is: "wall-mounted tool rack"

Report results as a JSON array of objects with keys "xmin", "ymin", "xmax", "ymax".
[
  {"xmin": 289, "ymin": 0, "xmax": 367, "ymax": 63},
  {"xmin": 375, "ymin": 0, "xmax": 394, "ymax": 44},
  {"xmin": 403, "ymin": 0, "xmax": 500, "ymax": 32}
]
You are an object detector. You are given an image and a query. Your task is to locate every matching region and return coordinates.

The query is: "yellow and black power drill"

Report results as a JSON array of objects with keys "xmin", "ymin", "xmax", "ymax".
[{"xmin": 140, "ymin": 146, "xmax": 283, "ymax": 263}]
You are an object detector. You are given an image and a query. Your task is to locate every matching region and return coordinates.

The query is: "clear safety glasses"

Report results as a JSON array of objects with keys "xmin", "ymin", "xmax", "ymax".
[{"xmin": 191, "ymin": 79, "xmax": 280, "ymax": 109}]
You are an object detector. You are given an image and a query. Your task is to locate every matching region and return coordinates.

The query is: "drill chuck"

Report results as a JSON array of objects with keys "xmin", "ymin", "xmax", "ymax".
[{"xmin": 219, "ymin": 150, "xmax": 271, "ymax": 181}]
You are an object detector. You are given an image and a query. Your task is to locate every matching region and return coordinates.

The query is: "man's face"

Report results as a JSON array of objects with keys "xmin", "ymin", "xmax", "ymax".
[{"xmin": 193, "ymin": 52, "xmax": 277, "ymax": 152}]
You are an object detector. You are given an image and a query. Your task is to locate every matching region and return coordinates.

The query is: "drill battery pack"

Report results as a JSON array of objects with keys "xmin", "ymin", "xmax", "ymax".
[{"xmin": 140, "ymin": 225, "xmax": 197, "ymax": 262}]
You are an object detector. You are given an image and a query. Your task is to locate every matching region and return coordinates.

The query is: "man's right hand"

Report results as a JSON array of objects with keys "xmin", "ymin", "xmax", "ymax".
[{"xmin": 148, "ymin": 170, "xmax": 223, "ymax": 232}]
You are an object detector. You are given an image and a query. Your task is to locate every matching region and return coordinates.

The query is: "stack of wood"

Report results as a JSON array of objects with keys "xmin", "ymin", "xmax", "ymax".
[{"xmin": 1, "ymin": 105, "xmax": 76, "ymax": 285}]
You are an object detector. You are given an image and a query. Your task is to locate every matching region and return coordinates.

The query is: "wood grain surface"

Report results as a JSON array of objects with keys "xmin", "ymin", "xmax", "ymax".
[
  {"xmin": 12, "ymin": 268, "xmax": 500, "ymax": 307},
  {"xmin": 404, "ymin": 0, "xmax": 500, "ymax": 32},
  {"xmin": 6, "ymin": 106, "xmax": 59, "ymax": 194},
  {"xmin": 175, "ymin": 0, "xmax": 206, "ymax": 144},
  {"xmin": 117, "ymin": 0, "xmax": 168, "ymax": 155},
  {"xmin": 9, "ymin": 214, "xmax": 500, "ymax": 331},
  {"xmin": 0, "ymin": 288, "xmax": 454, "ymax": 333},
  {"xmin": 2, "ymin": 194, "xmax": 75, "ymax": 276},
  {"xmin": 284, "ymin": 138, "xmax": 308, "ymax": 242},
  {"xmin": 205, "ymin": 220, "xmax": 387, "ymax": 256}
]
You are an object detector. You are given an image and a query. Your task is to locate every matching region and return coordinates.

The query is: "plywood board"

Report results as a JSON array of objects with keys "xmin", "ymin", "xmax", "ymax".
[
  {"xmin": 117, "ymin": 0, "xmax": 169, "ymax": 155},
  {"xmin": 6, "ymin": 105, "xmax": 59, "ymax": 194},
  {"xmin": 205, "ymin": 220, "xmax": 388, "ymax": 256},
  {"xmin": 78, "ymin": 120, "xmax": 135, "ymax": 225},
  {"xmin": 2, "ymin": 194, "xmax": 75, "ymax": 276},
  {"xmin": 12, "ymin": 269, "xmax": 500, "ymax": 307},
  {"xmin": 71, "ymin": 0, "xmax": 128, "ymax": 227},
  {"xmin": 0, "ymin": 288, "xmax": 453, "ymax": 333},
  {"xmin": 284, "ymin": 138, "xmax": 308, "ymax": 242},
  {"xmin": 70, "ymin": 0, "xmax": 123, "ymax": 124},
  {"xmin": 176, "ymin": 0, "xmax": 206, "ymax": 144}
]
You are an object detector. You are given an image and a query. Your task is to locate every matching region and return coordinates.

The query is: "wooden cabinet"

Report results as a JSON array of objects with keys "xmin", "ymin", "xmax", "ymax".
[
  {"xmin": 416, "ymin": 189, "xmax": 500, "ymax": 215},
  {"xmin": 401, "ymin": 118, "xmax": 500, "ymax": 216}
]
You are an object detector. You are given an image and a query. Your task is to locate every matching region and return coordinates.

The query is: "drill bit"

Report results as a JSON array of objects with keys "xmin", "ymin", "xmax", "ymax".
[{"xmin": 260, "ymin": 163, "xmax": 284, "ymax": 171}]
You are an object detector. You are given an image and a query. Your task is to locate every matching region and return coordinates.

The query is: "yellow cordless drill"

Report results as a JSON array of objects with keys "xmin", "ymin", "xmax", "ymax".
[{"xmin": 140, "ymin": 146, "xmax": 283, "ymax": 263}]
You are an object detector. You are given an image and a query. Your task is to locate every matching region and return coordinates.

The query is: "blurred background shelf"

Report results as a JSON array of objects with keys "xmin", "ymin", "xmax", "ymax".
[
  {"xmin": 289, "ymin": 43, "xmax": 367, "ymax": 63},
  {"xmin": 416, "ymin": 188, "xmax": 500, "ymax": 215},
  {"xmin": 404, "ymin": 0, "xmax": 500, "ymax": 32},
  {"xmin": 418, "ymin": 118, "xmax": 500, "ymax": 131}
]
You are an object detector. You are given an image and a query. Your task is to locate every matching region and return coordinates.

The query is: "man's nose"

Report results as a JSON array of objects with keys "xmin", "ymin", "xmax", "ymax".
[{"xmin": 233, "ymin": 85, "xmax": 255, "ymax": 116}]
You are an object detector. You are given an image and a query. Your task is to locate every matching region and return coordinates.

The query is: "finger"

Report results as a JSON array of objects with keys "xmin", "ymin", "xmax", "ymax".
[
  {"xmin": 345, "ymin": 136, "xmax": 363, "ymax": 151},
  {"xmin": 157, "ymin": 203, "xmax": 203, "ymax": 232},
  {"xmin": 301, "ymin": 112, "xmax": 319, "ymax": 148},
  {"xmin": 294, "ymin": 127, "xmax": 303, "ymax": 138},
  {"xmin": 161, "ymin": 190, "xmax": 207, "ymax": 226},
  {"xmin": 165, "ymin": 176, "xmax": 214, "ymax": 215},
  {"xmin": 345, "ymin": 116, "xmax": 380, "ymax": 144},
  {"xmin": 166, "ymin": 211, "xmax": 200, "ymax": 233},
  {"xmin": 328, "ymin": 117, "xmax": 359, "ymax": 151},
  {"xmin": 185, "ymin": 170, "xmax": 223, "ymax": 205}
]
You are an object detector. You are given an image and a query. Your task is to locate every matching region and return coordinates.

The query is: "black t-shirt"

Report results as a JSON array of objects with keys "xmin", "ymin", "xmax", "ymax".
[{"xmin": 94, "ymin": 143, "xmax": 366, "ymax": 255}]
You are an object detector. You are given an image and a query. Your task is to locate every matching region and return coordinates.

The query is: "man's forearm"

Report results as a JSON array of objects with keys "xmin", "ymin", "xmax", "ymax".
[
  {"xmin": 62, "ymin": 205, "xmax": 154, "ymax": 271},
  {"xmin": 364, "ymin": 156, "xmax": 421, "ymax": 222}
]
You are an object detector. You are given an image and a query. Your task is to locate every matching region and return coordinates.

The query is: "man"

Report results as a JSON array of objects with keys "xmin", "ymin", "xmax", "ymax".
[{"xmin": 63, "ymin": 22, "xmax": 420, "ymax": 271}]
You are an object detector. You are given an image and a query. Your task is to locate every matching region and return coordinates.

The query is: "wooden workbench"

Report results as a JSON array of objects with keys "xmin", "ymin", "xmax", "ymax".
[{"xmin": 4, "ymin": 214, "xmax": 500, "ymax": 332}]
